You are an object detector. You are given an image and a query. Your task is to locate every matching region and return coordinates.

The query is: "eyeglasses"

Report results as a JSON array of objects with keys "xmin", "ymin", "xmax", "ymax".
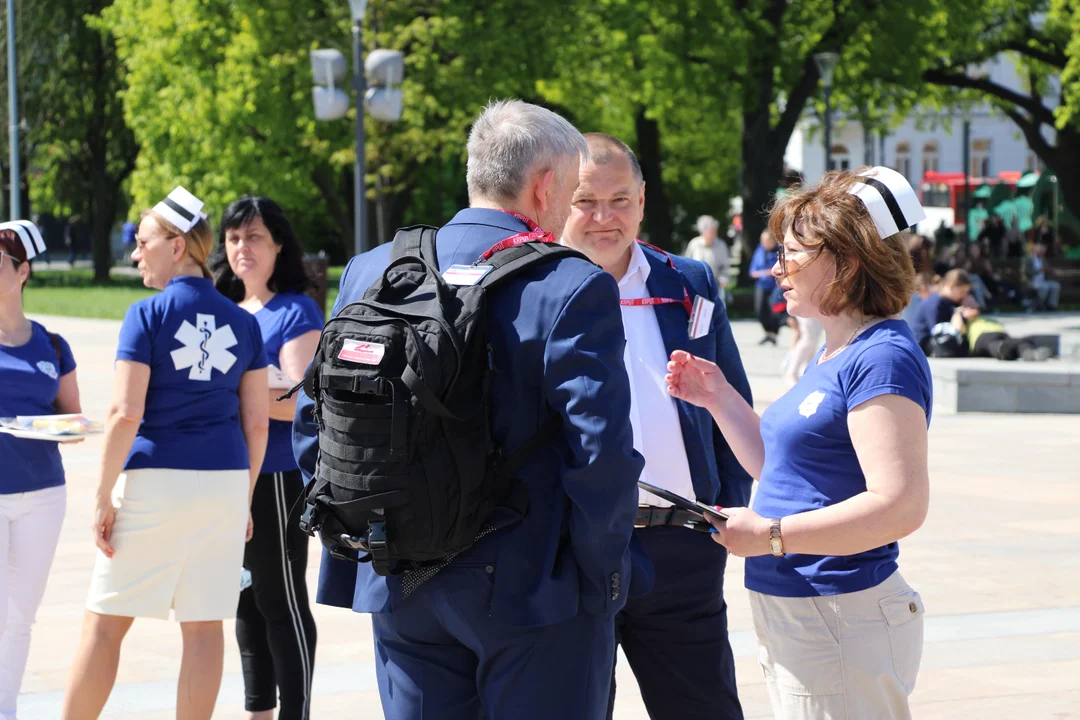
[
  {"xmin": 0, "ymin": 252, "xmax": 23, "ymax": 271},
  {"xmin": 777, "ymin": 246, "xmax": 822, "ymax": 276}
]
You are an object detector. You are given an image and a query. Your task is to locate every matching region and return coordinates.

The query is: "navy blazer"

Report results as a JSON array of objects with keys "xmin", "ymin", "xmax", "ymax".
[
  {"xmin": 637, "ymin": 243, "xmax": 754, "ymax": 508},
  {"xmin": 292, "ymin": 208, "xmax": 644, "ymax": 627}
]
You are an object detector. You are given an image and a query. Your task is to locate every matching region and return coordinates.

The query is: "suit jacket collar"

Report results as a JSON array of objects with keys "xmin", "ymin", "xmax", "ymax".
[{"xmin": 446, "ymin": 207, "xmax": 530, "ymax": 233}]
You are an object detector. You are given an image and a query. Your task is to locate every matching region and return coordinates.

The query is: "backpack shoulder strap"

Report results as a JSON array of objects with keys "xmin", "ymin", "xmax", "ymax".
[
  {"xmin": 480, "ymin": 242, "xmax": 590, "ymax": 291},
  {"xmin": 389, "ymin": 225, "xmax": 440, "ymax": 265}
]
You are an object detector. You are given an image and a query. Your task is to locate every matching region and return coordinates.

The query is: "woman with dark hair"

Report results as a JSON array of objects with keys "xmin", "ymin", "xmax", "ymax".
[
  {"xmin": 211, "ymin": 196, "xmax": 320, "ymax": 720},
  {"xmin": 666, "ymin": 168, "xmax": 933, "ymax": 719},
  {"xmin": 0, "ymin": 221, "xmax": 81, "ymax": 720}
]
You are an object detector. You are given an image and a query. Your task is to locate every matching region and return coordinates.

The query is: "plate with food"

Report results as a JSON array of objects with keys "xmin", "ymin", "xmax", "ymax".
[{"xmin": 0, "ymin": 414, "xmax": 104, "ymax": 442}]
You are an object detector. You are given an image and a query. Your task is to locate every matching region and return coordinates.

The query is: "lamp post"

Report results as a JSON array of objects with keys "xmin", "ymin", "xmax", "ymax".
[
  {"xmin": 814, "ymin": 52, "xmax": 840, "ymax": 177},
  {"xmin": 6, "ymin": 0, "xmax": 19, "ymax": 221},
  {"xmin": 348, "ymin": 0, "xmax": 368, "ymax": 256},
  {"xmin": 962, "ymin": 108, "xmax": 971, "ymax": 243},
  {"xmin": 311, "ymin": 1, "xmax": 403, "ymax": 258}
]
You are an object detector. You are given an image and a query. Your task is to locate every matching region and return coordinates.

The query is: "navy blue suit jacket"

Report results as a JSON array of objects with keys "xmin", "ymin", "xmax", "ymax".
[
  {"xmin": 292, "ymin": 208, "xmax": 644, "ymax": 627},
  {"xmin": 637, "ymin": 243, "xmax": 754, "ymax": 509}
]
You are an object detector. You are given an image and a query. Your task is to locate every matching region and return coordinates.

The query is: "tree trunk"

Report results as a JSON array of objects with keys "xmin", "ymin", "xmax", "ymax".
[
  {"xmin": 738, "ymin": 109, "xmax": 785, "ymax": 286},
  {"xmin": 634, "ymin": 107, "xmax": 674, "ymax": 250},
  {"xmin": 1043, "ymin": 124, "xmax": 1080, "ymax": 228},
  {"xmin": 311, "ymin": 165, "xmax": 352, "ymax": 260},
  {"xmin": 90, "ymin": 166, "xmax": 114, "ymax": 282}
]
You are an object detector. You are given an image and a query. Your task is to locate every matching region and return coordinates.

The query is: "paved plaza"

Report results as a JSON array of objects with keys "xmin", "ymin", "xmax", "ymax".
[{"xmin": 15, "ymin": 313, "xmax": 1080, "ymax": 719}]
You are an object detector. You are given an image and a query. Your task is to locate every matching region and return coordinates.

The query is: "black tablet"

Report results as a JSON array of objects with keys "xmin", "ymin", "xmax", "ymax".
[{"xmin": 637, "ymin": 480, "xmax": 730, "ymax": 523}]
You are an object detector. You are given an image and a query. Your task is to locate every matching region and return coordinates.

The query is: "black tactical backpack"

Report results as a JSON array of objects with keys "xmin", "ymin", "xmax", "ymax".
[{"xmin": 292, "ymin": 225, "xmax": 589, "ymax": 576}]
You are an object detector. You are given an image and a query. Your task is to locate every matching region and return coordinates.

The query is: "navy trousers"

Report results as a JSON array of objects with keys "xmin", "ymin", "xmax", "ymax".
[
  {"xmin": 372, "ymin": 562, "xmax": 616, "ymax": 719},
  {"xmin": 609, "ymin": 526, "xmax": 743, "ymax": 720}
]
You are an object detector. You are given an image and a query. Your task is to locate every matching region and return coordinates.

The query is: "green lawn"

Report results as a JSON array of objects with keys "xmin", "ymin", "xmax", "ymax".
[
  {"xmin": 24, "ymin": 270, "xmax": 155, "ymax": 320},
  {"xmin": 24, "ymin": 268, "xmax": 348, "ymax": 321}
]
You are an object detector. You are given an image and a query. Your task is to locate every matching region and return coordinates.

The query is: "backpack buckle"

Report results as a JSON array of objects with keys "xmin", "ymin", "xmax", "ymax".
[
  {"xmin": 298, "ymin": 502, "xmax": 320, "ymax": 535},
  {"xmin": 366, "ymin": 521, "xmax": 388, "ymax": 551},
  {"xmin": 353, "ymin": 377, "xmax": 388, "ymax": 395}
]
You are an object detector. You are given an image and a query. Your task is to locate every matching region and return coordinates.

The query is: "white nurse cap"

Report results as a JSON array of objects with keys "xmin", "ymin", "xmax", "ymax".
[
  {"xmin": 0, "ymin": 220, "xmax": 46, "ymax": 259},
  {"xmin": 846, "ymin": 166, "xmax": 927, "ymax": 239},
  {"xmin": 153, "ymin": 186, "xmax": 208, "ymax": 233}
]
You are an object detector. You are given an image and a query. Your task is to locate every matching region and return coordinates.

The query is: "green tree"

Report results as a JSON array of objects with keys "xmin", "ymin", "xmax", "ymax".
[
  {"xmin": 540, "ymin": 0, "xmax": 744, "ymax": 251},
  {"xmin": 732, "ymin": 0, "xmax": 945, "ymax": 281},
  {"xmin": 918, "ymin": 0, "xmax": 1080, "ymax": 221},
  {"xmin": 2, "ymin": 0, "xmax": 136, "ymax": 281}
]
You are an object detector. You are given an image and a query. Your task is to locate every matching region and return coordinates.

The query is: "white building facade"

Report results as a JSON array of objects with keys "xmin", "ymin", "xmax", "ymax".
[{"xmin": 785, "ymin": 55, "xmax": 1057, "ymax": 193}]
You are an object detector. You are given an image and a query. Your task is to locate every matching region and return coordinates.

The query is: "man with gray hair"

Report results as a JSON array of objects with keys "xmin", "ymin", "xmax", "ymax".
[{"xmin": 293, "ymin": 100, "xmax": 643, "ymax": 718}]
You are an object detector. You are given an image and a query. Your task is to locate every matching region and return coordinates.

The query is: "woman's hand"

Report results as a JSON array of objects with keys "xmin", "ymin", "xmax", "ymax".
[
  {"xmin": 92, "ymin": 495, "xmax": 117, "ymax": 558},
  {"xmin": 246, "ymin": 511, "xmax": 254, "ymax": 542},
  {"xmin": 707, "ymin": 507, "xmax": 773, "ymax": 558},
  {"xmin": 666, "ymin": 350, "xmax": 729, "ymax": 411}
]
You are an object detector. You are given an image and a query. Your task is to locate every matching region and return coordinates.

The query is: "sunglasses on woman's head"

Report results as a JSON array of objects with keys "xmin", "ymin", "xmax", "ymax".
[{"xmin": 0, "ymin": 252, "xmax": 23, "ymax": 270}]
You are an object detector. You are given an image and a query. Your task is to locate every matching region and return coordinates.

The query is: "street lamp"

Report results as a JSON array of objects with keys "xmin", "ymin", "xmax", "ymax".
[
  {"xmin": 311, "ymin": 2, "xmax": 404, "ymax": 257},
  {"xmin": 6, "ymin": 0, "xmax": 20, "ymax": 220},
  {"xmin": 814, "ymin": 52, "xmax": 840, "ymax": 177},
  {"xmin": 348, "ymin": 0, "xmax": 367, "ymax": 257}
]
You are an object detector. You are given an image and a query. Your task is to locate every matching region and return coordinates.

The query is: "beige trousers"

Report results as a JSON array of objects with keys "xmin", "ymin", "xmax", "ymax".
[{"xmin": 750, "ymin": 571, "xmax": 924, "ymax": 720}]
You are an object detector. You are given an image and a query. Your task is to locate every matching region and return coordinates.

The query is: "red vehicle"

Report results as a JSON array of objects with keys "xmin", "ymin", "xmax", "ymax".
[{"xmin": 920, "ymin": 171, "xmax": 1021, "ymax": 229}]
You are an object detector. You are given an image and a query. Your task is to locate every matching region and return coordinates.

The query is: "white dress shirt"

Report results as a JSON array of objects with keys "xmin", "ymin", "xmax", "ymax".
[{"xmin": 618, "ymin": 241, "xmax": 697, "ymax": 507}]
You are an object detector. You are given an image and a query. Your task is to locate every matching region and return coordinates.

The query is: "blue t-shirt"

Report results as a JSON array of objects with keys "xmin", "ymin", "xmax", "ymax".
[
  {"xmin": 253, "ymin": 293, "xmax": 323, "ymax": 474},
  {"xmin": 747, "ymin": 320, "xmax": 933, "ymax": 598},
  {"xmin": 0, "ymin": 322, "xmax": 76, "ymax": 494},
  {"xmin": 749, "ymin": 246, "xmax": 779, "ymax": 289},
  {"xmin": 908, "ymin": 292, "xmax": 957, "ymax": 347},
  {"xmin": 116, "ymin": 276, "xmax": 268, "ymax": 471}
]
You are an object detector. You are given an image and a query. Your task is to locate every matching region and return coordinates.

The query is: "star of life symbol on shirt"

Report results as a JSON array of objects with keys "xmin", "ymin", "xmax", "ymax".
[
  {"xmin": 170, "ymin": 313, "xmax": 237, "ymax": 381},
  {"xmin": 798, "ymin": 391, "xmax": 827, "ymax": 418}
]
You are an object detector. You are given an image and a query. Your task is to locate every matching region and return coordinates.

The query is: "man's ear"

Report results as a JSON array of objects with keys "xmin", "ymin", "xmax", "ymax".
[
  {"xmin": 639, "ymin": 181, "xmax": 646, "ymax": 211},
  {"xmin": 534, "ymin": 168, "xmax": 556, "ymax": 214}
]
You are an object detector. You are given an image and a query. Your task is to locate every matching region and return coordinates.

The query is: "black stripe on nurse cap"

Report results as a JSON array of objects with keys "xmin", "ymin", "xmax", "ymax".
[
  {"xmin": 153, "ymin": 186, "xmax": 207, "ymax": 233},
  {"xmin": 0, "ymin": 220, "xmax": 46, "ymax": 259},
  {"xmin": 846, "ymin": 166, "xmax": 927, "ymax": 239}
]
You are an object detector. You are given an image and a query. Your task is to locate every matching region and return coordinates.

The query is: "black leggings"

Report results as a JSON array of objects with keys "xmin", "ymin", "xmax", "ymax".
[
  {"xmin": 237, "ymin": 470, "xmax": 317, "ymax": 718},
  {"xmin": 973, "ymin": 331, "xmax": 1038, "ymax": 361}
]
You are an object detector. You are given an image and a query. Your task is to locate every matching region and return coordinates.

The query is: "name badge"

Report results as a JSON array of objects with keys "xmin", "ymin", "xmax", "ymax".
[
  {"xmin": 687, "ymin": 296, "xmax": 715, "ymax": 339},
  {"xmin": 443, "ymin": 264, "xmax": 493, "ymax": 286},
  {"xmin": 338, "ymin": 339, "xmax": 386, "ymax": 365}
]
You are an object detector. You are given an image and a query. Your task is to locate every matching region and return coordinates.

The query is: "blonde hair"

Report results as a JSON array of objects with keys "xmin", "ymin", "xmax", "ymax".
[{"xmin": 141, "ymin": 209, "xmax": 214, "ymax": 279}]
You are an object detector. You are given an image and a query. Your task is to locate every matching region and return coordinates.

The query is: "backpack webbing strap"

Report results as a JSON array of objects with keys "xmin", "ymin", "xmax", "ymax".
[
  {"xmin": 496, "ymin": 414, "xmax": 563, "ymax": 484},
  {"xmin": 480, "ymin": 242, "xmax": 590, "ymax": 291},
  {"xmin": 401, "ymin": 364, "xmax": 471, "ymax": 422}
]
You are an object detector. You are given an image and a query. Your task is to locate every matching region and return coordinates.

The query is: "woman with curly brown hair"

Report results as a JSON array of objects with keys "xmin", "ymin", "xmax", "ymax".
[{"xmin": 666, "ymin": 167, "xmax": 933, "ymax": 719}]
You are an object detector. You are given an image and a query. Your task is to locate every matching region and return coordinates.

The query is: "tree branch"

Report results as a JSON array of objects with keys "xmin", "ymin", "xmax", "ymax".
[
  {"xmin": 1000, "ymin": 107, "xmax": 1055, "ymax": 171},
  {"xmin": 1002, "ymin": 40, "xmax": 1067, "ymax": 69},
  {"xmin": 923, "ymin": 67, "xmax": 1057, "ymax": 126}
]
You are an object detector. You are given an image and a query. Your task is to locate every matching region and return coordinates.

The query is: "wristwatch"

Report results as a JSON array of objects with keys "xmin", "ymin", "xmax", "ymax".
[{"xmin": 768, "ymin": 518, "xmax": 785, "ymax": 557}]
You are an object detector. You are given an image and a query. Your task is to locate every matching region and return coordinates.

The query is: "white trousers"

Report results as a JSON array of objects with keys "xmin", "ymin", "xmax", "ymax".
[
  {"xmin": 0, "ymin": 485, "xmax": 66, "ymax": 720},
  {"xmin": 750, "ymin": 571, "xmax": 924, "ymax": 720}
]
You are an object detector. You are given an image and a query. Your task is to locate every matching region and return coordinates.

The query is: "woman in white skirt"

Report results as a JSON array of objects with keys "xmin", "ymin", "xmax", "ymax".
[
  {"xmin": 666, "ymin": 168, "xmax": 932, "ymax": 719},
  {"xmin": 61, "ymin": 188, "xmax": 269, "ymax": 720}
]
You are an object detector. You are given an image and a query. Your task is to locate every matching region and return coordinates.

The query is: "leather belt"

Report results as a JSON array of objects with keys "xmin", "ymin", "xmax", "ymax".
[{"xmin": 634, "ymin": 505, "xmax": 710, "ymax": 532}]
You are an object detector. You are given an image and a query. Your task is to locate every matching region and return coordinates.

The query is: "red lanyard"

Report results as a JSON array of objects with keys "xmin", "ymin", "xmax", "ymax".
[
  {"xmin": 620, "ymin": 240, "xmax": 693, "ymax": 316},
  {"xmin": 479, "ymin": 220, "xmax": 692, "ymax": 317},
  {"xmin": 477, "ymin": 211, "xmax": 557, "ymax": 262}
]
